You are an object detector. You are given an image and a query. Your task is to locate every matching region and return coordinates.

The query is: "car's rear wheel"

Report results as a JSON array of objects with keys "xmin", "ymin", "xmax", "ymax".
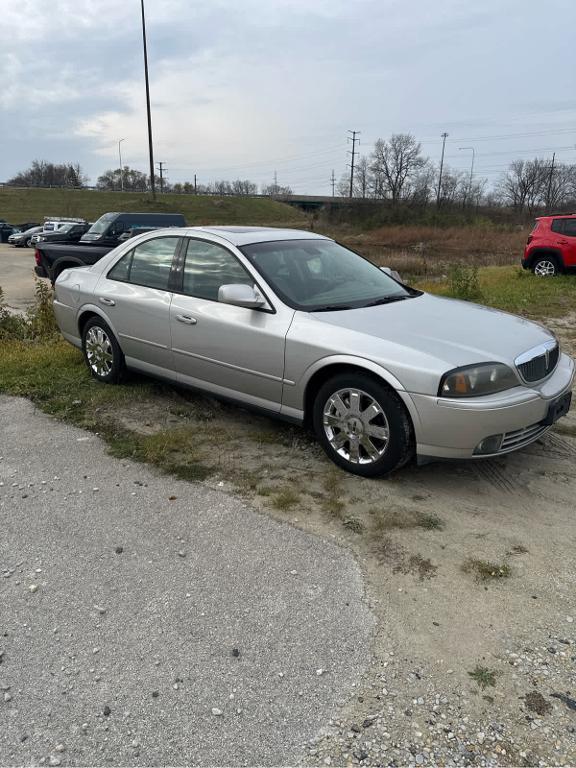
[
  {"xmin": 312, "ymin": 372, "xmax": 414, "ymax": 477},
  {"xmin": 26, "ymin": 238, "xmax": 33, "ymax": 248},
  {"xmin": 82, "ymin": 317, "xmax": 125, "ymax": 384},
  {"xmin": 532, "ymin": 255, "xmax": 560, "ymax": 276}
]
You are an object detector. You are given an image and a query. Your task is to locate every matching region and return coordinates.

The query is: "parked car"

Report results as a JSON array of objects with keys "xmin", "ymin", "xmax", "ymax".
[
  {"xmin": 80, "ymin": 212, "xmax": 186, "ymax": 246},
  {"xmin": 53, "ymin": 227, "xmax": 574, "ymax": 476},
  {"xmin": 522, "ymin": 213, "xmax": 576, "ymax": 275},
  {"xmin": 35, "ymin": 211, "xmax": 187, "ymax": 283},
  {"xmin": 0, "ymin": 222, "xmax": 18, "ymax": 243},
  {"xmin": 8, "ymin": 225, "xmax": 44, "ymax": 247},
  {"xmin": 32, "ymin": 222, "xmax": 90, "ymax": 245}
]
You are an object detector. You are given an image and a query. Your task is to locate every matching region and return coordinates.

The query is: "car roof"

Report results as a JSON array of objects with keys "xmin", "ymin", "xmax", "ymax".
[
  {"xmin": 179, "ymin": 226, "xmax": 330, "ymax": 247},
  {"xmin": 537, "ymin": 212, "xmax": 576, "ymax": 220}
]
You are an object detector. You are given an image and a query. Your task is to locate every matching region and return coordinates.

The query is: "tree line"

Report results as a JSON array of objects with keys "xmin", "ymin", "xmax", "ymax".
[{"xmin": 5, "ymin": 140, "xmax": 576, "ymax": 213}]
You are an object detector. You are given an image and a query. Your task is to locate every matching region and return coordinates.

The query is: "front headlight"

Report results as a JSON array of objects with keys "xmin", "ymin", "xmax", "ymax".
[{"xmin": 439, "ymin": 363, "xmax": 519, "ymax": 398}]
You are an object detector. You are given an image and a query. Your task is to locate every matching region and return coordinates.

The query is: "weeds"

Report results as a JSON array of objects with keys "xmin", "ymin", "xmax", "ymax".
[
  {"xmin": 271, "ymin": 487, "xmax": 300, "ymax": 511},
  {"xmin": 462, "ymin": 558, "xmax": 511, "ymax": 581},
  {"xmin": 372, "ymin": 507, "xmax": 445, "ymax": 532},
  {"xmin": 468, "ymin": 665, "xmax": 498, "ymax": 689},
  {"xmin": 447, "ymin": 264, "xmax": 483, "ymax": 302},
  {"xmin": 0, "ymin": 280, "xmax": 59, "ymax": 341}
]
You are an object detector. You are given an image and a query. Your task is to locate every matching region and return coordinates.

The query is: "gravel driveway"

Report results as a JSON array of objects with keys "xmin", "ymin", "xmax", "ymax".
[{"xmin": 0, "ymin": 396, "xmax": 375, "ymax": 766}]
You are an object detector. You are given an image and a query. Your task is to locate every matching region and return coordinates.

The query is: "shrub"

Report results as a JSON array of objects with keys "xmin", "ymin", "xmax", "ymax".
[
  {"xmin": 447, "ymin": 264, "xmax": 483, "ymax": 302},
  {"xmin": 0, "ymin": 280, "xmax": 59, "ymax": 341}
]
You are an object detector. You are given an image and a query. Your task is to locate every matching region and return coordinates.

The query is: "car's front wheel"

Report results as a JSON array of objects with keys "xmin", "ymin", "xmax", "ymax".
[
  {"xmin": 82, "ymin": 317, "xmax": 125, "ymax": 384},
  {"xmin": 312, "ymin": 372, "xmax": 414, "ymax": 477},
  {"xmin": 532, "ymin": 255, "xmax": 560, "ymax": 276}
]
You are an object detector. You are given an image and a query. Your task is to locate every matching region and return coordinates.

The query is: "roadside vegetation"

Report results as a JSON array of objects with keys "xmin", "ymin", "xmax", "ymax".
[{"xmin": 0, "ymin": 186, "xmax": 306, "ymax": 227}]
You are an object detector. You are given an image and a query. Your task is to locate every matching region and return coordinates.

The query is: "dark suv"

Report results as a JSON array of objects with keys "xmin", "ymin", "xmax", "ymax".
[{"xmin": 522, "ymin": 214, "xmax": 576, "ymax": 276}]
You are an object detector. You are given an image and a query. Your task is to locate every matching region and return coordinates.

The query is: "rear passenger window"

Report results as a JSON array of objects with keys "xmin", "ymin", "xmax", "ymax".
[
  {"xmin": 108, "ymin": 237, "xmax": 179, "ymax": 290},
  {"xmin": 182, "ymin": 239, "xmax": 253, "ymax": 301},
  {"xmin": 562, "ymin": 219, "xmax": 576, "ymax": 237},
  {"xmin": 551, "ymin": 219, "xmax": 564, "ymax": 234}
]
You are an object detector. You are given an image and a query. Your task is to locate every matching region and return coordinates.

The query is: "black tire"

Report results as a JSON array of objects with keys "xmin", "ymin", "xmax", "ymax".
[
  {"xmin": 532, "ymin": 255, "xmax": 561, "ymax": 277},
  {"xmin": 26, "ymin": 238, "xmax": 32, "ymax": 248},
  {"xmin": 312, "ymin": 372, "xmax": 414, "ymax": 477},
  {"xmin": 81, "ymin": 317, "xmax": 125, "ymax": 384}
]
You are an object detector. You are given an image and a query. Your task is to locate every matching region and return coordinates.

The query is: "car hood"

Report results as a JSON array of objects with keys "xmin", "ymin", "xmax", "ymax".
[{"xmin": 311, "ymin": 293, "xmax": 555, "ymax": 368}]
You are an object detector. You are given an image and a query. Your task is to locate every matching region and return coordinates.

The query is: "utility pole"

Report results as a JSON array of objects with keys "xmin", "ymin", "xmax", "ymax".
[
  {"xmin": 274, "ymin": 170, "xmax": 278, "ymax": 192},
  {"xmin": 118, "ymin": 138, "xmax": 126, "ymax": 192},
  {"xmin": 156, "ymin": 161, "xmax": 165, "ymax": 193},
  {"xmin": 348, "ymin": 130, "xmax": 360, "ymax": 198},
  {"xmin": 330, "ymin": 169, "xmax": 336, "ymax": 197},
  {"xmin": 436, "ymin": 132, "xmax": 448, "ymax": 206},
  {"xmin": 194, "ymin": 173, "xmax": 197, "ymax": 194},
  {"xmin": 140, "ymin": 0, "xmax": 156, "ymax": 199},
  {"xmin": 546, "ymin": 152, "xmax": 556, "ymax": 213}
]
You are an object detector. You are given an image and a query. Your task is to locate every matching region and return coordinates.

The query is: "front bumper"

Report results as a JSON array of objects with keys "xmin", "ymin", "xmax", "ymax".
[{"xmin": 408, "ymin": 352, "xmax": 575, "ymax": 459}]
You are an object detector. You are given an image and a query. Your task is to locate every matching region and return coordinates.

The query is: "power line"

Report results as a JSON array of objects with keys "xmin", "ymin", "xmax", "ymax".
[{"xmin": 156, "ymin": 161, "xmax": 166, "ymax": 193}]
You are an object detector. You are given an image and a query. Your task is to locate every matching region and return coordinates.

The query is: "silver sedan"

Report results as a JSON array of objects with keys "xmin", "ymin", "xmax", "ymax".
[{"xmin": 53, "ymin": 226, "xmax": 574, "ymax": 476}]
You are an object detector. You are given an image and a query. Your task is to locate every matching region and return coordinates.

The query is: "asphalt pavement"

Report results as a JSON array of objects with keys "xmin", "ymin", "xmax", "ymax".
[
  {"xmin": 0, "ymin": 243, "xmax": 37, "ymax": 311},
  {"xmin": 0, "ymin": 396, "xmax": 374, "ymax": 766}
]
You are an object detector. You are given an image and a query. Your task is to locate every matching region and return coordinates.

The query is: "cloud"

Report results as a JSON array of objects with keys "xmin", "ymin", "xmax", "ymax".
[{"xmin": 1, "ymin": 0, "xmax": 575, "ymax": 190}]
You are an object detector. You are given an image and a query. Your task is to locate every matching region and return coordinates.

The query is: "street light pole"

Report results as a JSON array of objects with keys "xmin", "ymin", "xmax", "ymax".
[
  {"xmin": 458, "ymin": 146, "xmax": 475, "ymax": 206},
  {"xmin": 140, "ymin": 0, "xmax": 156, "ymax": 199},
  {"xmin": 118, "ymin": 138, "xmax": 126, "ymax": 192}
]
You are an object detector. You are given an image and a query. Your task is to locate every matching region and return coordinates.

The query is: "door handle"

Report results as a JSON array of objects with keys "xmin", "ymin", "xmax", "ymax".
[
  {"xmin": 176, "ymin": 314, "xmax": 197, "ymax": 325},
  {"xmin": 99, "ymin": 297, "xmax": 115, "ymax": 306}
]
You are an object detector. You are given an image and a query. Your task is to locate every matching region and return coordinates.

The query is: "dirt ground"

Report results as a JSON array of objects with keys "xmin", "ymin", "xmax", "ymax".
[{"xmin": 85, "ymin": 316, "xmax": 576, "ymax": 766}]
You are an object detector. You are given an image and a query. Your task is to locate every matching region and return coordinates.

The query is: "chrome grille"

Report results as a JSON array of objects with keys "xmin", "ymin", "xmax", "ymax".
[
  {"xmin": 500, "ymin": 422, "xmax": 549, "ymax": 451},
  {"xmin": 516, "ymin": 341, "xmax": 559, "ymax": 383}
]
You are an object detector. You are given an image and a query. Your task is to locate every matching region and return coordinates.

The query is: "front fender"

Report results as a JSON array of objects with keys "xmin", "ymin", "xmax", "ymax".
[{"xmin": 283, "ymin": 353, "xmax": 422, "ymax": 433}]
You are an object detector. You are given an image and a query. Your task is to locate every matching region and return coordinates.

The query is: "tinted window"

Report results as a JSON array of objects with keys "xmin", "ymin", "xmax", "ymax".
[
  {"xmin": 562, "ymin": 219, "xmax": 576, "ymax": 237},
  {"xmin": 182, "ymin": 239, "xmax": 253, "ymax": 301},
  {"xmin": 108, "ymin": 237, "xmax": 179, "ymax": 290},
  {"xmin": 240, "ymin": 239, "xmax": 411, "ymax": 310},
  {"xmin": 551, "ymin": 219, "xmax": 564, "ymax": 234}
]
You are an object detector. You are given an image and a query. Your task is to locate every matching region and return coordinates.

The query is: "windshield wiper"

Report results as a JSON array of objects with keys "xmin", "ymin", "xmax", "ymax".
[
  {"xmin": 310, "ymin": 304, "xmax": 357, "ymax": 312},
  {"xmin": 361, "ymin": 295, "xmax": 412, "ymax": 308}
]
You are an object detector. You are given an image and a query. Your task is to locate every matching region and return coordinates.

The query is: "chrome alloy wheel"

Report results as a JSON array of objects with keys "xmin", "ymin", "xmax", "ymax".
[
  {"xmin": 534, "ymin": 260, "xmax": 556, "ymax": 276},
  {"xmin": 323, "ymin": 388, "xmax": 390, "ymax": 465},
  {"xmin": 85, "ymin": 326, "xmax": 114, "ymax": 377}
]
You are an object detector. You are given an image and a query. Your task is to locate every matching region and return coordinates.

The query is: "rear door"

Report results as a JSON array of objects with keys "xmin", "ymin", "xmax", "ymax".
[
  {"xmin": 93, "ymin": 235, "xmax": 182, "ymax": 372},
  {"xmin": 169, "ymin": 237, "xmax": 294, "ymax": 411},
  {"xmin": 558, "ymin": 219, "xmax": 576, "ymax": 266}
]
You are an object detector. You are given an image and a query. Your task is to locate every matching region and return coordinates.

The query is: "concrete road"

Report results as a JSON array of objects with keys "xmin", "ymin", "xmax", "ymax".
[
  {"xmin": 0, "ymin": 243, "xmax": 38, "ymax": 311},
  {"xmin": 0, "ymin": 397, "xmax": 374, "ymax": 766}
]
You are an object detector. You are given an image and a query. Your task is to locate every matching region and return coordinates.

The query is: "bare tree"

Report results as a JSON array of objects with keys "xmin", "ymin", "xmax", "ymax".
[
  {"xmin": 497, "ymin": 159, "xmax": 547, "ymax": 213},
  {"xmin": 353, "ymin": 156, "xmax": 370, "ymax": 198},
  {"xmin": 7, "ymin": 160, "xmax": 87, "ymax": 188},
  {"xmin": 370, "ymin": 134, "xmax": 428, "ymax": 203}
]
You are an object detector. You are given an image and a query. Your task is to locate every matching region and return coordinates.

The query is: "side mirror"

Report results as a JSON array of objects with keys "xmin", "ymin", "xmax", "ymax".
[
  {"xmin": 380, "ymin": 266, "xmax": 402, "ymax": 282},
  {"xmin": 218, "ymin": 284, "xmax": 266, "ymax": 309}
]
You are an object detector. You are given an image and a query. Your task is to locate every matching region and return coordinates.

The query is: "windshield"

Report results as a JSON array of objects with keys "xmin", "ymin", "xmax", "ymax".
[
  {"xmin": 86, "ymin": 212, "xmax": 117, "ymax": 235},
  {"xmin": 240, "ymin": 239, "xmax": 414, "ymax": 311}
]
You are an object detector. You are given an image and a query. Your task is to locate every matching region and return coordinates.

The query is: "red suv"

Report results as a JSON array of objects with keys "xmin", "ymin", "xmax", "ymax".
[{"xmin": 522, "ymin": 214, "xmax": 576, "ymax": 276}]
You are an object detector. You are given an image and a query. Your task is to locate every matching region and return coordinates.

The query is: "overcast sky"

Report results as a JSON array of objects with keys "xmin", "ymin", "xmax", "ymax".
[{"xmin": 1, "ymin": 0, "xmax": 575, "ymax": 193}]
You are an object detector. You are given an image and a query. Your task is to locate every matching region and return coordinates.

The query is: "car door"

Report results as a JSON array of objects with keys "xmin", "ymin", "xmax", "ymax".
[
  {"xmin": 558, "ymin": 219, "xmax": 576, "ymax": 267},
  {"xmin": 169, "ymin": 237, "xmax": 295, "ymax": 412},
  {"xmin": 93, "ymin": 235, "xmax": 181, "ymax": 373}
]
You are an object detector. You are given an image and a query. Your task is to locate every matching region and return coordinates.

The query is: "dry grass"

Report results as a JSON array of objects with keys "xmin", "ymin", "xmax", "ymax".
[
  {"xmin": 345, "ymin": 224, "xmax": 528, "ymax": 280},
  {"xmin": 462, "ymin": 558, "xmax": 511, "ymax": 581},
  {"xmin": 371, "ymin": 507, "xmax": 444, "ymax": 532}
]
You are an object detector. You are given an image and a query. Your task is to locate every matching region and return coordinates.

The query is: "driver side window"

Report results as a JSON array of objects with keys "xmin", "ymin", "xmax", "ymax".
[{"xmin": 182, "ymin": 239, "xmax": 253, "ymax": 301}]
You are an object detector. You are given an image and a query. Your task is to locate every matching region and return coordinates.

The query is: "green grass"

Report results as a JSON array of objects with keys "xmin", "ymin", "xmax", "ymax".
[
  {"xmin": 0, "ymin": 187, "xmax": 306, "ymax": 227},
  {"xmin": 468, "ymin": 665, "xmax": 498, "ymax": 689},
  {"xmin": 418, "ymin": 266, "xmax": 576, "ymax": 318},
  {"xmin": 371, "ymin": 507, "xmax": 445, "ymax": 532}
]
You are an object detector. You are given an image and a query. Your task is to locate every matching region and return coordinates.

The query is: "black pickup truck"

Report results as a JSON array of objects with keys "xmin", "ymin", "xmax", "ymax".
[{"xmin": 34, "ymin": 211, "xmax": 186, "ymax": 282}]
